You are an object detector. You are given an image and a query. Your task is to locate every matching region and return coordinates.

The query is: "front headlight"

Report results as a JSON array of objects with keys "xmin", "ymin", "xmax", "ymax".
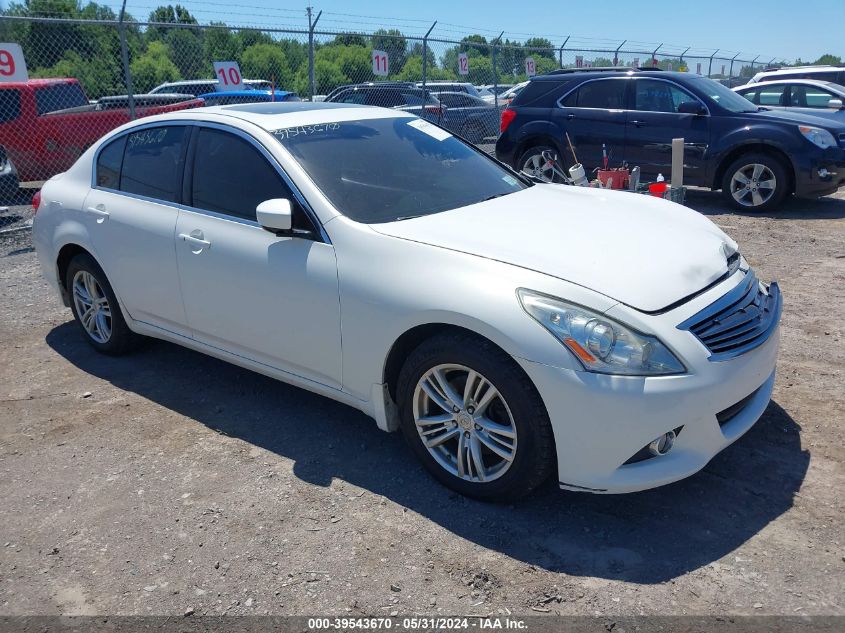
[
  {"xmin": 517, "ymin": 289, "xmax": 685, "ymax": 376},
  {"xmin": 798, "ymin": 125, "xmax": 837, "ymax": 149}
]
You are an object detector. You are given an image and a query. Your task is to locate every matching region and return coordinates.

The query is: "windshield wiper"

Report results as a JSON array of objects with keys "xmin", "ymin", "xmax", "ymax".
[{"xmin": 482, "ymin": 193, "xmax": 510, "ymax": 202}]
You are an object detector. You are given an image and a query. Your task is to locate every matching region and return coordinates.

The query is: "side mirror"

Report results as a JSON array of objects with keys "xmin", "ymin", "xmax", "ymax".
[
  {"xmin": 828, "ymin": 98, "xmax": 844, "ymax": 109},
  {"xmin": 678, "ymin": 101, "xmax": 707, "ymax": 115},
  {"xmin": 256, "ymin": 198, "xmax": 292, "ymax": 234}
]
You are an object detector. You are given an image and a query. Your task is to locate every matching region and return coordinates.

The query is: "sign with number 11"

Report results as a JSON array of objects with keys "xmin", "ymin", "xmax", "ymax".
[{"xmin": 372, "ymin": 50, "xmax": 389, "ymax": 77}]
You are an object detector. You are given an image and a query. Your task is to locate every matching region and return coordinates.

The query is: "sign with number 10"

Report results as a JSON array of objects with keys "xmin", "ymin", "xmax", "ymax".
[
  {"xmin": 372, "ymin": 50, "xmax": 389, "ymax": 77},
  {"xmin": 458, "ymin": 53, "xmax": 469, "ymax": 76},
  {"xmin": 213, "ymin": 61, "xmax": 243, "ymax": 91},
  {"xmin": 0, "ymin": 44, "xmax": 28, "ymax": 82}
]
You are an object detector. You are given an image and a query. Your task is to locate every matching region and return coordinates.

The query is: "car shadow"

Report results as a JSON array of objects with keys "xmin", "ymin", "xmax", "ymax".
[
  {"xmin": 46, "ymin": 322, "xmax": 809, "ymax": 585},
  {"xmin": 685, "ymin": 188, "xmax": 845, "ymax": 219}
]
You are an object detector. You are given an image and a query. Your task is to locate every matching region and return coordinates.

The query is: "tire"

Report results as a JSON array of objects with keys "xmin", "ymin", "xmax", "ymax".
[
  {"xmin": 66, "ymin": 253, "xmax": 138, "ymax": 355},
  {"xmin": 721, "ymin": 152, "xmax": 789, "ymax": 211},
  {"xmin": 516, "ymin": 144, "xmax": 561, "ymax": 183},
  {"xmin": 396, "ymin": 331, "xmax": 556, "ymax": 501}
]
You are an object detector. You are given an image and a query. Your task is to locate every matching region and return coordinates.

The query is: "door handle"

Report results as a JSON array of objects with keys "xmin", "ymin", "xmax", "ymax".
[
  {"xmin": 630, "ymin": 120, "xmax": 647, "ymax": 127},
  {"xmin": 85, "ymin": 205, "xmax": 109, "ymax": 223},
  {"xmin": 178, "ymin": 233, "xmax": 211, "ymax": 248},
  {"xmin": 566, "ymin": 113, "xmax": 575, "ymax": 119}
]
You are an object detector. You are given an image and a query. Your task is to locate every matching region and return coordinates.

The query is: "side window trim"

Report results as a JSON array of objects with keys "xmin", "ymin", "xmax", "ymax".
[
  {"xmin": 555, "ymin": 77, "xmax": 630, "ymax": 111},
  {"xmin": 184, "ymin": 122, "xmax": 328, "ymax": 243},
  {"xmin": 629, "ymin": 77, "xmax": 710, "ymax": 114}
]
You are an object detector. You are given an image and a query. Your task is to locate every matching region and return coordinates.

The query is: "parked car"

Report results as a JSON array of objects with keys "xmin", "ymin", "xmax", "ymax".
[
  {"xmin": 480, "ymin": 84, "xmax": 515, "ymax": 96},
  {"xmin": 496, "ymin": 69, "xmax": 845, "ymax": 210},
  {"xmin": 149, "ymin": 79, "xmax": 273, "ymax": 96},
  {"xmin": 198, "ymin": 90, "xmax": 301, "ymax": 106},
  {"xmin": 478, "ymin": 84, "xmax": 515, "ymax": 105},
  {"xmin": 0, "ymin": 78, "xmax": 203, "ymax": 184},
  {"xmin": 88, "ymin": 93, "xmax": 196, "ymax": 111},
  {"xmin": 416, "ymin": 81, "xmax": 481, "ymax": 98},
  {"xmin": 734, "ymin": 80, "xmax": 845, "ymax": 120},
  {"xmin": 324, "ymin": 82, "xmax": 444, "ymax": 123},
  {"xmin": 433, "ymin": 91, "xmax": 500, "ymax": 143},
  {"xmin": 33, "ymin": 102, "xmax": 781, "ymax": 499},
  {"xmin": 498, "ymin": 81, "xmax": 528, "ymax": 106},
  {"xmin": 748, "ymin": 65, "xmax": 845, "ymax": 86}
]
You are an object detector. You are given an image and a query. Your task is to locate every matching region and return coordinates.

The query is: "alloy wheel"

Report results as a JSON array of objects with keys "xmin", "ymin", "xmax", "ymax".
[
  {"xmin": 730, "ymin": 163, "xmax": 777, "ymax": 208},
  {"xmin": 412, "ymin": 364, "xmax": 517, "ymax": 483},
  {"xmin": 522, "ymin": 152, "xmax": 555, "ymax": 182},
  {"xmin": 72, "ymin": 270, "xmax": 112, "ymax": 344}
]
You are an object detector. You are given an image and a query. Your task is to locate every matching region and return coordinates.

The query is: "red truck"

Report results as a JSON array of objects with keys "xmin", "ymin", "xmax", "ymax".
[{"xmin": 0, "ymin": 78, "xmax": 202, "ymax": 184}]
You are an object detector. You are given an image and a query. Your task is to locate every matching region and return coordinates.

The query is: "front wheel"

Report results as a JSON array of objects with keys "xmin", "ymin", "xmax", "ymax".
[
  {"xmin": 721, "ymin": 153, "xmax": 789, "ymax": 211},
  {"xmin": 517, "ymin": 145, "xmax": 561, "ymax": 183},
  {"xmin": 396, "ymin": 332, "xmax": 555, "ymax": 501}
]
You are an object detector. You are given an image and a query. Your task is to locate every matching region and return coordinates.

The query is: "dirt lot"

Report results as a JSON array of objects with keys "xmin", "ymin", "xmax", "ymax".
[{"xmin": 0, "ymin": 188, "xmax": 843, "ymax": 618}]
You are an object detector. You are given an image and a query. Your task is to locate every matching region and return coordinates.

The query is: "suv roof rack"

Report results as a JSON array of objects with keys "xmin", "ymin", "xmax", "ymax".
[{"xmin": 546, "ymin": 66, "xmax": 663, "ymax": 75}]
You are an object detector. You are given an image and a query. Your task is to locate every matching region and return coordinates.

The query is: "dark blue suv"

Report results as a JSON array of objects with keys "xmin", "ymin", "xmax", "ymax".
[{"xmin": 496, "ymin": 69, "xmax": 845, "ymax": 210}]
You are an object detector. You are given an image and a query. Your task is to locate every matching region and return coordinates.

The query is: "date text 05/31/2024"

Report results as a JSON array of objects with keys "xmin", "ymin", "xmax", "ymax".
[{"xmin": 306, "ymin": 617, "xmax": 528, "ymax": 630}]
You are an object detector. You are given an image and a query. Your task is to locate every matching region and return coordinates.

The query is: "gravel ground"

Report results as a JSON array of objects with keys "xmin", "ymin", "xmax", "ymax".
[{"xmin": 0, "ymin": 187, "xmax": 843, "ymax": 618}]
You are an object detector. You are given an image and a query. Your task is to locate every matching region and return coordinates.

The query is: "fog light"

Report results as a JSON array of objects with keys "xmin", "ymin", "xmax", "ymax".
[
  {"xmin": 648, "ymin": 430, "xmax": 676, "ymax": 456},
  {"xmin": 817, "ymin": 168, "xmax": 832, "ymax": 179}
]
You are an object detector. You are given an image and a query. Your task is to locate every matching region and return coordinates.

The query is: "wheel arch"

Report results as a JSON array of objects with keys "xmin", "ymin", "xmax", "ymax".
[
  {"xmin": 512, "ymin": 131, "xmax": 566, "ymax": 169},
  {"xmin": 711, "ymin": 142, "xmax": 795, "ymax": 194}
]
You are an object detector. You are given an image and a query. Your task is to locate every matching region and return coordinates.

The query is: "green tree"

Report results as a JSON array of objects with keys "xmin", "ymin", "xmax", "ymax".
[
  {"xmin": 146, "ymin": 4, "xmax": 197, "ymax": 42},
  {"xmin": 130, "ymin": 40, "xmax": 181, "ymax": 92},
  {"xmin": 203, "ymin": 23, "xmax": 242, "ymax": 64},
  {"xmin": 523, "ymin": 37, "xmax": 555, "ymax": 59},
  {"xmin": 241, "ymin": 43, "xmax": 292, "ymax": 87},
  {"xmin": 165, "ymin": 29, "xmax": 205, "ymax": 80},
  {"xmin": 332, "ymin": 33, "xmax": 367, "ymax": 47},
  {"xmin": 814, "ymin": 54, "xmax": 842, "ymax": 65},
  {"xmin": 236, "ymin": 29, "xmax": 274, "ymax": 50}
]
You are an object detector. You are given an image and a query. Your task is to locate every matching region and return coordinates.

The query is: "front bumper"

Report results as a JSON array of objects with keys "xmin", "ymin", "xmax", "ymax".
[
  {"xmin": 518, "ymin": 271, "xmax": 781, "ymax": 494},
  {"xmin": 793, "ymin": 146, "xmax": 845, "ymax": 198}
]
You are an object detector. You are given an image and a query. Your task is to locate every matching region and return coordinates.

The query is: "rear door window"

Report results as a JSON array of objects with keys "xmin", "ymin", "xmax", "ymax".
[
  {"xmin": 790, "ymin": 85, "xmax": 837, "ymax": 108},
  {"xmin": 564, "ymin": 79, "xmax": 627, "ymax": 109},
  {"xmin": 120, "ymin": 126, "xmax": 187, "ymax": 202},
  {"xmin": 35, "ymin": 83, "xmax": 88, "ymax": 115},
  {"xmin": 190, "ymin": 127, "xmax": 294, "ymax": 222},
  {"xmin": 0, "ymin": 89, "xmax": 21, "ymax": 123}
]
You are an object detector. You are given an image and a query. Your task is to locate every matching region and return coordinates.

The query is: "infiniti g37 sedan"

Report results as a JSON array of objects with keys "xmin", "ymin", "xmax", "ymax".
[{"xmin": 33, "ymin": 102, "xmax": 782, "ymax": 500}]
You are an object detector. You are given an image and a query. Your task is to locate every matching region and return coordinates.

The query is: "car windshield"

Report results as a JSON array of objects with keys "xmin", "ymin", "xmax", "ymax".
[
  {"xmin": 274, "ymin": 116, "xmax": 528, "ymax": 223},
  {"xmin": 688, "ymin": 76, "xmax": 758, "ymax": 112}
]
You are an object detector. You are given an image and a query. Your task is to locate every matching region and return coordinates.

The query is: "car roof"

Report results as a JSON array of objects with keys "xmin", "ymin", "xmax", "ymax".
[
  {"xmin": 199, "ymin": 90, "xmax": 293, "ymax": 98},
  {"xmin": 530, "ymin": 69, "xmax": 690, "ymax": 82},
  {"xmin": 735, "ymin": 79, "xmax": 845, "ymax": 93},
  {"xmin": 128, "ymin": 101, "xmax": 411, "ymax": 132}
]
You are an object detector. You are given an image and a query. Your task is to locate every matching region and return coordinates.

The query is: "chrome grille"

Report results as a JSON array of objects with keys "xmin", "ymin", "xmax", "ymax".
[{"xmin": 678, "ymin": 270, "xmax": 782, "ymax": 361}]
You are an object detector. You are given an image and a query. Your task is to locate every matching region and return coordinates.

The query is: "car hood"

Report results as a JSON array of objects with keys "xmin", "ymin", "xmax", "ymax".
[
  {"xmin": 750, "ymin": 107, "xmax": 845, "ymax": 130},
  {"xmin": 371, "ymin": 184, "xmax": 738, "ymax": 313}
]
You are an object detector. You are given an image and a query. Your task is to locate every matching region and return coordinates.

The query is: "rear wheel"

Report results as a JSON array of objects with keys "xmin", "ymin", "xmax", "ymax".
[
  {"xmin": 66, "ymin": 253, "xmax": 138, "ymax": 355},
  {"xmin": 517, "ymin": 145, "xmax": 560, "ymax": 183},
  {"xmin": 721, "ymin": 152, "xmax": 789, "ymax": 211},
  {"xmin": 397, "ymin": 332, "xmax": 555, "ymax": 501}
]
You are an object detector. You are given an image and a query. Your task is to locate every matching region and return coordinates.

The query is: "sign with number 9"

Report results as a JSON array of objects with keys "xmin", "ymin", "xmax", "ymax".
[{"xmin": 0, "ymin": 44, "xmax": 28, "ymax": 82}]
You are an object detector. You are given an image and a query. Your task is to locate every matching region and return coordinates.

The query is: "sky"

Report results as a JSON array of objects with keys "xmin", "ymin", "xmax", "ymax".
[{"xmin": 21, "ymin": 0, "xmax": 845, "ymax": 62}]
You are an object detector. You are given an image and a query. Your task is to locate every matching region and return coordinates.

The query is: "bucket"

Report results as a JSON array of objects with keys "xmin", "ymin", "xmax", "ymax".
[
  {"xmin": 569, "ymin": 163, "xmax": 587, "ymax": 186},
  {"xmin": 648, "ymin": 181, "xmax": 669, "ymax": 197}
]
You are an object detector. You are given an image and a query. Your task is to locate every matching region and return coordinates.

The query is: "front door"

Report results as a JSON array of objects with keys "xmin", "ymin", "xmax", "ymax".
[
  {"xmin": 174, "ymin": 125, "xmax": 342, "ymax": 389},
  {"xmin": 625, "ymin": 78, "xmax": 711, "ymax": 185}
]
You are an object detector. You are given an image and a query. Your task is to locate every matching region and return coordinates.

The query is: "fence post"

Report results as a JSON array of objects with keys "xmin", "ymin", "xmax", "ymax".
[
  {"xmin": 678, "ymin": 46, "xmax": 690, "ymax": 71},
  {"xmin": 708, "ymin": 49, "xmax": 719, "ymax": 77},
  {"xmin": 613, "ymin": 40, "xmax": 626, "ymax": 66},
  {"xmin": 749, "ymin": 54, "xmax": 760, "ymax": 76},
  {"xmin": 421, "ymin": 21, "xmax": 436, "ymax": 94},
  {"xmin": 558, "ymin": 35, "xmax": 569, "ymax": 68},
  {"xmin": 118, "ymin": 0, "xmax": 135, "ymax": 119},
  {"xmin": 729, "ymin": 52, "xmax": 740, "ymax": 79},
  {"xmin": 652, "ymin": 43, "xmax": 663, "ymax": 67},
  {"xmin": 307, "ymin": 7, "xmax": 321, "ymax": 99},
  {"xmin": 492, "ymin": 31, "xmax": 503, "ymax": 108}
]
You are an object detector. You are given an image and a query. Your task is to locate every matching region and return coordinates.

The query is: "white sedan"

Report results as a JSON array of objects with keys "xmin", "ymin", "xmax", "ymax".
[{"xmin": 32, "ymin": 103, "xmax": 782, "ymax": 500}]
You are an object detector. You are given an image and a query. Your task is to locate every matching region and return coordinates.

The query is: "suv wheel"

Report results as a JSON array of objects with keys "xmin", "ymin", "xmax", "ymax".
[
  {"xmin": 517, "ymin": 145, "xmax": 560, "ymax": 183},
  {"xmin": 396, "ymin": 332, "xmax": 556, "ymax": 501},
  {"xmin": 721, "ymin": 153, "xmax": 789, "ymax": 211}
]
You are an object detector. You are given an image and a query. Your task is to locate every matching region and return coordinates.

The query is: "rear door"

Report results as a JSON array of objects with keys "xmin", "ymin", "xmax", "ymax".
[
  {"xmin": 553, "ymin": 78, "xmax": 629, "ymax": 171},
  {"xmin": 625, "ymin": 78, "xmax": 711, "ymax": 185},
  {"xmin": 82, "ymin": 124, "xmax": 190, "ymax": 336}
]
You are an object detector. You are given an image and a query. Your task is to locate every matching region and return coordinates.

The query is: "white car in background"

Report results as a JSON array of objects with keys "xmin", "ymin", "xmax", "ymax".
[
  {"xmin": 747, "ymin": 65, "xmax": 845, "ymax": 86},
  {"xmin": 32, "ymin": 102, "xmax": 781, "ymax": 500}
]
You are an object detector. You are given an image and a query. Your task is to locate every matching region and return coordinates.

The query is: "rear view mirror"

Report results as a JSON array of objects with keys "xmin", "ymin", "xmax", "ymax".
[
  {"xmin": 678, "ymin": 101, "xmax": 707, "ymax": 115},
  {"xmin": 257, "ymin": 198, "xmax": 292, "ymax": 234},
  {"xmin": 828, "ymin": 98, "xmax": 844, "ymax": 109}
]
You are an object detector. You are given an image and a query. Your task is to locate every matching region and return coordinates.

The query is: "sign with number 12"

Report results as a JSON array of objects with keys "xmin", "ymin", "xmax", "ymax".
[
  {"xmin": 372, "ymin": 50, "xmax": 389, "ymax": 77},
  {"xmin": 0, "ymin": 44, "xmax": 28, "ymax": 82},
  {"xmin": 213, "ymin": 61, "xmax": 243, "ymax": 91},
  {"xmin": 458, "ymin": 53, "xmax": 469, "ymax": 76}
]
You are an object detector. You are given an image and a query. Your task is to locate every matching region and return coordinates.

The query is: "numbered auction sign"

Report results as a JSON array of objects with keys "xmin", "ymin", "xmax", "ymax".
[
  {"xmin": 0, "ymin": 43, "xmax": 28, "ymax": 82},
  {"xmin": 372, "ymin": 49, "xmax": 389, "ymax": 77},
  {"xmin": 213, "ymin": 61, "xmax": 243, "ymax": 91},
  {"xmin": 575, "ymin": 55, "xmax": 583, "ymax": 68},
  {"xmin": 525, "ymin": 57, "xmax": 536, "ymax": 77},
  {"xmin": 458, "ymin": 53, "xmax": 469, "ymax": 76}
]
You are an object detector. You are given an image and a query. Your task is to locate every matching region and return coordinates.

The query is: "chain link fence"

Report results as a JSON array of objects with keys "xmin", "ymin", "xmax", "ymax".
[{"xmin": 0, "ymin": 11, "xmax": 788, "ymax": 206}]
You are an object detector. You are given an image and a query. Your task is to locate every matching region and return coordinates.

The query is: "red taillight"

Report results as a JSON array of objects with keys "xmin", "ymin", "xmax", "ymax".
[
  {"xmin": 500, "ymin": 108, "xmax": 516, "ymax": 133},
  {"xmin": 424, "ymin": 105, "xmax": 443, "ymax": 117},
  {"xmin": 32, "ymin": 190, "xmax": 41, "ymax": 213}
]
